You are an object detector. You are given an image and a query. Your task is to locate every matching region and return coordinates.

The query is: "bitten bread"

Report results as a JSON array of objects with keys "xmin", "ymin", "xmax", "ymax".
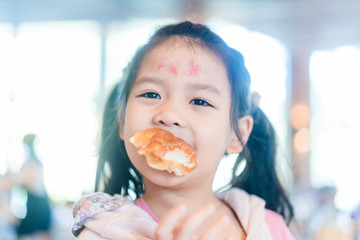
[{"xmin": 130, "ymin": 128, "xmax": 197, "ymax": 176}]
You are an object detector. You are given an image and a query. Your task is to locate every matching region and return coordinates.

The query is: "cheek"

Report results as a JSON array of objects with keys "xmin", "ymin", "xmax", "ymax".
[
  {"xmin": 196, "ymin": 125, "xmax": 232, "ymax": 159},
  {"xmin": 122, "ymin": 100, "xmax": 145, "ymax": 138},
  {"xmin": 124, "ymin": 139, "xmax": 142, "ymax": 166},
  {"xmin": 202, "ymin": 115, "xmax": 233, "ymax": 148}
]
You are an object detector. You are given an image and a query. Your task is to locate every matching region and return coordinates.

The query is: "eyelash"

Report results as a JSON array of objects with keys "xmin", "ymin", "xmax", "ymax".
[
  {"xmin": 138, "ymin": 92, "xmax": 213, "ymax": 107},
  {"xmin": 189, "ymin": 98, "xmax": 213, "ymax": 107},
  {"xmin": 138, "ymin": 92, "xmax": 160, "ymax": 99}
]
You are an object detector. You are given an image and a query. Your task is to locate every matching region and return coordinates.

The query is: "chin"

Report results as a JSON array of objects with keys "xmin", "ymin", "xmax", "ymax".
[{"xmin": 143, "ymin": 167, "xmax": 191, "ymax": 188}]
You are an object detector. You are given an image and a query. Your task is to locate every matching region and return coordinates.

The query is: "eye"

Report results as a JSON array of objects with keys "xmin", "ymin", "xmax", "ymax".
[
  {"xmin": 138, "ymin": 92, "xmax": 160, "ymax": 99},
  {"xmin": 189, "ymin": 98, "xmax": 213, "ymax": 107}
]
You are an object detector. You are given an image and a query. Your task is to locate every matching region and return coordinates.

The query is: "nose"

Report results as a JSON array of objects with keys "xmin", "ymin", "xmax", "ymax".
[{"xmin": 152, "ymin": 104, "xmax": 184, "ymax": 128}]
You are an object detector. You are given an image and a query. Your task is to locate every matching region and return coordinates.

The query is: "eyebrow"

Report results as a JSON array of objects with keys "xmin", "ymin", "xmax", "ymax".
[
  {"xmin": 189, "ymin": 83, "xmax": 221, "ymax": 95},
  {"xmin": 134, "ymin": 77, "xmax": 163, "ymax": 86},
  {"xmin": 134, "ymin": 77, "xmax": 221, "ymax": 96}
]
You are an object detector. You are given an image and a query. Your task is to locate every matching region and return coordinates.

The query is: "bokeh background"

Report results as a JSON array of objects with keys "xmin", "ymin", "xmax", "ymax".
[{"xmin": 1, "ymin": 0, "xmax": 359, "ymax": 239}]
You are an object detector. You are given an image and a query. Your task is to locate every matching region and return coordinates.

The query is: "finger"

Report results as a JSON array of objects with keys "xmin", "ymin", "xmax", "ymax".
[
  {"xmin": 155, "ymin": 204, "xmax": 187, "ymax": 240},
  {"xmin": 198, "ymin": 215, "xmax": 230, "ymax": 240},
  {"xmin": 175, "ymin": 204, "xmax": 216, "ymax": 240}
]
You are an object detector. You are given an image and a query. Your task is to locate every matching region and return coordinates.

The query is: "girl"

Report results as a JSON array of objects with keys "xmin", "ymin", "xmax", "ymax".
[{"xmin": 72, "ymin": 21, "xmax": 295, "ymax": 239}]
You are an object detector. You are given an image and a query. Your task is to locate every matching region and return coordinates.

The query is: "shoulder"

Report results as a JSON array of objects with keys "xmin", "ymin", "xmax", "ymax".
[
  {"xmin": 217, "ymin": 188, "xmax": 271, "ymax": 238},
  {"xmin": 265, "ymin": 209, "xmax": 296, "ymax": 240},
  {"xmin": 217, "ymin": 188, "xmax": 295, "ymax": 239},
  {"xmin": 72, "ymin": 192, "xmax": 129, "ymax": 236},
  {"xmin": 216, "ymin": 188, "xmax": 266, "ymax": 211}
]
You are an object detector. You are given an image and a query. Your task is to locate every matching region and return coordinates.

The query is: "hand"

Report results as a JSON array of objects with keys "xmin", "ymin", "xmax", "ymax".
[{"xmin": 155, "ymin": 204, "xmax": 234, "ymax": 240}]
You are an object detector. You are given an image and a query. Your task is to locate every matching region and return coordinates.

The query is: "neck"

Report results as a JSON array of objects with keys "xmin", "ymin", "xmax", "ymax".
[{"xmin": 142, "ymin": 178, "xmax": 221, "ymax": 220}]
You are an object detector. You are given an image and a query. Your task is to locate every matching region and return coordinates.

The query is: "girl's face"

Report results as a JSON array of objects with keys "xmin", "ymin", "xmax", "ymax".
[{"xmin": 121, "ymin": 39, "xmax": 237, "ymax": 189}]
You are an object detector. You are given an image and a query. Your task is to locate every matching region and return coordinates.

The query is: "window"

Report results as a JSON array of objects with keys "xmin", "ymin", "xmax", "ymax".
[
  {"xmin": 0, "ymin": 23, "xmax": 14, "ymax": 174},
  {"xmin": 310, "ymin": 45, "xmax": 360, "ymax": 210},
  {"xmin": 2, "ymin": 21, "xmax": 101, "ymax": 201}
]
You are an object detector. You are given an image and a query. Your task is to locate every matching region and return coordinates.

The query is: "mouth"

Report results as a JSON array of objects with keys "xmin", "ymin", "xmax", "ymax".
[{"xmin": 130, "ymin": 128, "xmax": 198, "ymax": 176}]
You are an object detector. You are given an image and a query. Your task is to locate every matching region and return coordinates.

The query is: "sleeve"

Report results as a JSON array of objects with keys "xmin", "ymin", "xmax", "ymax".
[
  {"xmin": 72, "ymin": 192, "xmax": 124, "ymax": 237},
  {"xmin": 72, "ymin": 192, "xmax": 157, "ymax": 240},
  {"xmin": 265, "ymin": 209, "xmax": 296, "ymax": 240}
]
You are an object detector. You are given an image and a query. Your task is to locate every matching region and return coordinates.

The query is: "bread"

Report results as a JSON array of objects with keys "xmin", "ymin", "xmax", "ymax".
[{"xmin": 130, "ymin": 128, "xmax": 197, "ymax": 176}]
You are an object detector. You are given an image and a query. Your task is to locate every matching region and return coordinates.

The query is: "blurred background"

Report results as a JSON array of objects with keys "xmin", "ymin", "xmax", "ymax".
[{"xmin": 0, "ymin": 0, "xmax": 359, "ymax": 239}]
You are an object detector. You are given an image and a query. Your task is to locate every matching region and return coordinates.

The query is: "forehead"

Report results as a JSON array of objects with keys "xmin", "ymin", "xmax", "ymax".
[
  {"xmin": 141, "ymin": 38, "xmax": 226, "ymax": 73},
  {"xmin": 135, "ymin": 39, "xmax": 231, "ymax": 99}
]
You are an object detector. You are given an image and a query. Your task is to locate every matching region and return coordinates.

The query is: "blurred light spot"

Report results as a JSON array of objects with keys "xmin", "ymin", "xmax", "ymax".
[
  {"xmin": 10, "ymin": 185, "xmax": 28, "ymax": 219},
  {"xmin": 291, "ymin": 104, "xmax": 310, "ymax": 130},
  {"xmin": 294, "ymin": 128, "xmax": 311, "ymax": 153}
]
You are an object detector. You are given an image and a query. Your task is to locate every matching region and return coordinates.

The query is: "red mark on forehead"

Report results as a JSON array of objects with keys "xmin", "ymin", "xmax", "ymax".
[
  {"xmin": 169, "ymin": 64, "xmax": 178, "ymax": 75},
  {"xmin": 157, "ymin": 62, "xmax": 177, "ymax": 75},
  {"xmin": 189, "ymin": 61, "xmax": 200, "ymax": 76},
  {"xmin": 157, "ymin": 62, "xmax": 164, "ymax": 70}
]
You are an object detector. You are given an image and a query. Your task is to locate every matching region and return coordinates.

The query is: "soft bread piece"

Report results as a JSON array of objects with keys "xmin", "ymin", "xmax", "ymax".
[{"xmin": 130, "ymin": 128, "xmax": 197, "ymax": 176}]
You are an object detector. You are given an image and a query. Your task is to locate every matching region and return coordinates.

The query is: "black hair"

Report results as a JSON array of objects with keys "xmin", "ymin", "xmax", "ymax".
[
  {"xmin": 95, "ymin": 81, "xmax": 143, "ymax": 196},
  {"xmin": 231, "ymin": 106, "xmax": 294, "ymax": 224},
  {"xmin": 95, "ymin": 21, "xmax": 294, "ymax": 223}
]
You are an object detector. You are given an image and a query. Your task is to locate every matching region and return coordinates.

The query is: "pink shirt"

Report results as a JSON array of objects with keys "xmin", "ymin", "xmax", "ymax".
[{"xmin": 135, "ymin": 198, "xmax": 160, "ymax": 222}]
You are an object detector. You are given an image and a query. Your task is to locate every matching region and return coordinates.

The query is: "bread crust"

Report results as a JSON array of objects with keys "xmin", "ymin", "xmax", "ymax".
[{"xmin": 130, "ymin": 128, "xmax": 197, "ymax": 176}]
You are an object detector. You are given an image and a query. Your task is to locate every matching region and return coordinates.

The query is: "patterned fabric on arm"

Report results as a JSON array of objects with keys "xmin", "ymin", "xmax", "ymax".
[{"xmin": 72, "ymin": 192, "xmax": 124, "ymax": 237}]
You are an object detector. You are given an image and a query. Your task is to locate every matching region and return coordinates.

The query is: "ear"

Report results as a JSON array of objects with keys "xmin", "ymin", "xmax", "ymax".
[{"xmin": 225, "ymin": 115, "xmax": 253, "ymax": 154}]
